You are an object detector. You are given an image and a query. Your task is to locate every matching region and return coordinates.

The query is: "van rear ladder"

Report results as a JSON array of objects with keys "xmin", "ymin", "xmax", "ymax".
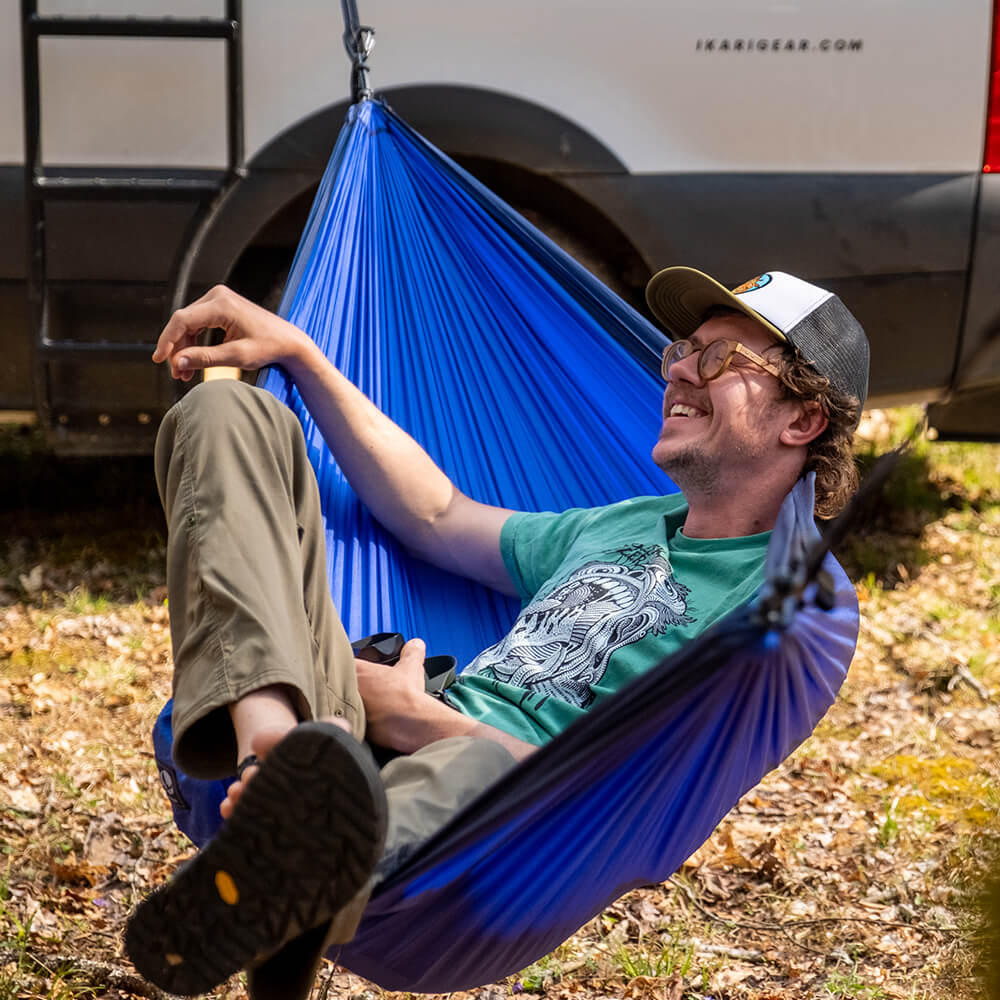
[{"xmin": 20, "ymin": 0, "xmax": 244, "ymax": 453}]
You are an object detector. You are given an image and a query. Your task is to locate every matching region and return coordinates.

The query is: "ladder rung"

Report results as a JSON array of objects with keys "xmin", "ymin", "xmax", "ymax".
[
  {"xmin": 33, "ymin": 173, "xmax": 227, "ymax": 201},
  {"xmin": 28, "ymin": 15, "xmax": 235, "ymax": 40},
  {"xmin": 39, "ymin": 341, "xmax": 156, "ymax": 363}
]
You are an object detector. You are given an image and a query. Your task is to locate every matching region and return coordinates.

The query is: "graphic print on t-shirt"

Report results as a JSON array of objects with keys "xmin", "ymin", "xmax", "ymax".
[{"xmin": 464, "ymin": 544, "xmax": 694, "ymax": 707}]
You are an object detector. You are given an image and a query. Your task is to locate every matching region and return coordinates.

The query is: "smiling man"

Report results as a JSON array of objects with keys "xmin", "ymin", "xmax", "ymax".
[
  {"xmin": 126, "ymin": 267, "xmax": 868, "ymax": 1000},
  {"xmin": 647, "ymin": 268, "xmax": 869, "ymax": 536}
]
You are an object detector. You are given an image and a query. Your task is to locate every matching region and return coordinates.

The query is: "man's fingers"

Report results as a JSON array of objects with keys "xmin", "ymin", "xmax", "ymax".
[
  {"xmin": 153, "ymin": 286, "xmax": 299, "ymax": 377},
  {"xmin": 398, "ymin": 638, "xmax": 426, "ymax": 659},
  {"xmin": 152, "ymin": 317, "xmax": 198, "ymax": 364},
  {"xmin": 173, "ymin": 342, "xmax": 243, "ymax": 376},
  {"xmin": 152, "ymin": 288, "xmax": 239, "ymax": 364},
  {"xmin": 153, "ymin": 303, "xmax": 215, "ymax": 363},
  {"xmin": 397, "ymin": 638, "xmax": 427, "ymax": 675}
]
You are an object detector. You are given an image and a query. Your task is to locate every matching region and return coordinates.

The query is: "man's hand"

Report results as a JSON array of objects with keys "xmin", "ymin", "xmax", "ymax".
[
  {"xmin": 153, "ymin": 285, "xmax": 310, "ymax": 381},
  {"xmin": 355, "ymin": 638, "xmax": 537, "ymax": 761},
  {"xmin": 355, "ymin": 638, "xmax": 433, "ymax": 750}
]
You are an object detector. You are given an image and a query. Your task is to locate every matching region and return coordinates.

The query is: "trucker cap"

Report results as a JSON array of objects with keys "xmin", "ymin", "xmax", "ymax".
[{"xmin": 645, "ymin": 267, "xmax": 870, "ymax": 413}]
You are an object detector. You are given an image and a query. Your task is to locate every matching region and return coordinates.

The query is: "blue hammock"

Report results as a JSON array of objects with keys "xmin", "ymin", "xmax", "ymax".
[{"xmin": 152, "ymin": 99, "xmax": 858, "ymax": 992}]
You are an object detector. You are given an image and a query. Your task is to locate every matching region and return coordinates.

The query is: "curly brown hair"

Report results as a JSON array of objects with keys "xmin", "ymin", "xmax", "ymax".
[{"xmin": 775, "ymin": 343, "xmax": 860, "ymax": 519}]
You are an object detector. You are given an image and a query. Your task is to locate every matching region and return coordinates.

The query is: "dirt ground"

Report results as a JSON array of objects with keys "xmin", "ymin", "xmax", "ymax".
[{"xmin": 1, "ymin": 410, "xmax": 998, "ymax": 1000}]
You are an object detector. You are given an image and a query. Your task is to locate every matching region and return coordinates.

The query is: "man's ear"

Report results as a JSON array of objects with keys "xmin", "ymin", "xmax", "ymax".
[{"xmin": 779, "ymin": 399, "xmax": 828, "ymax": 447}]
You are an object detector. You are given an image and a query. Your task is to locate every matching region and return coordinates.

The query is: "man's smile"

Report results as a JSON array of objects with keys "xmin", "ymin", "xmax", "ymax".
[
  {"xmin": 667, "ymin": 402, "xmax": 708, "ymax": 419},
  {"xmin": 663, "ymin": 390, "xmax": 712, "ymax": 422}
]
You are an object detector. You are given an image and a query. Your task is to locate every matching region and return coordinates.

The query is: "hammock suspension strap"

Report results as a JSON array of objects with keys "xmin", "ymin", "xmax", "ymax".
[{"xmin": 340, "ymin": 0, "xmax": 375, "ymax": 103}]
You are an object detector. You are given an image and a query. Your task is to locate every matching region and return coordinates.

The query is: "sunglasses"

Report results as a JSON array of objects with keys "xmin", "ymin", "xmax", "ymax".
[{"xmin": 661, "ymin": 338, "xmax": 782, "ymax": 382}]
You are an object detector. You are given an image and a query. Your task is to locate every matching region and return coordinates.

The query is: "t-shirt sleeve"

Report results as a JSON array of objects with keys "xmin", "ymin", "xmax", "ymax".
[{"xmin": 500, "ymin": 505, "xmax": 606, "ymax": 600}]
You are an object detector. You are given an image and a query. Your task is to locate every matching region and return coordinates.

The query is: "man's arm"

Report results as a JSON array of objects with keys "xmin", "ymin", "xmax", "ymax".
[
  {"xmin": 153, "ymin": 286, "xmax": 518, "ymax": 595},
  {"xmin": 356, "ymin": 639, "xmax": 538, "ymax": 761}
]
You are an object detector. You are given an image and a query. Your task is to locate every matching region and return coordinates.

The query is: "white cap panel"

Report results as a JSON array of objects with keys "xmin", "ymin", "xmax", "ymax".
[{"xmin": 733, "ymin": 272, "xmax": 834, "ymax": 335}]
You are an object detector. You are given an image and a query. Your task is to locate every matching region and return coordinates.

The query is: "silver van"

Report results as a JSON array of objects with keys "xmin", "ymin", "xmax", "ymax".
[{"xmin": 2, "ymin": 0, "xmax": 998, "ymax": 450}]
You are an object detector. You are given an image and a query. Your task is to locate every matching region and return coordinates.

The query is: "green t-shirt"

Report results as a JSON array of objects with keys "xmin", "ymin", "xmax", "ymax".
[{"xmin": 445, "ymin": 494, "xmax": 771, "ymax": 745}]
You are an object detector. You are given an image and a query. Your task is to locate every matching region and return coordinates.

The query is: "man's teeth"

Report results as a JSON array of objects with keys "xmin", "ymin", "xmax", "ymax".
[{"xmin": 669, "ymin": 404, "xmax": 702, "ymax": 418}]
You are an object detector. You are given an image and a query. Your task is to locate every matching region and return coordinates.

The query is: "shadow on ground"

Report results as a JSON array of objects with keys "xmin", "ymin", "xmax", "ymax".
[
  {"xmin": 0, "ymin": 425, "xmax": 166, "ymax": 602},
  {"xmin": 833, "ymin": 444, "xmax": 970, "ymax": 588}
]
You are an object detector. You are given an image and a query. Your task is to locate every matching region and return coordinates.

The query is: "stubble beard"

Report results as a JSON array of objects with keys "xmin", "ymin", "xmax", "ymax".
[
  {"xmin": 657, "ymin": 446, "xmax": 721, "ymax": 496},
  {"xmin": 657, "ymin": 431, "xmax": 773, "ymax": 498}
]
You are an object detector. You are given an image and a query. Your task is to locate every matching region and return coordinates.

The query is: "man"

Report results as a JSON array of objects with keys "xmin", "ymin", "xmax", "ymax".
[{"xmin": 126, "ymin": 267, "xmax": 868, "ymax": 999}]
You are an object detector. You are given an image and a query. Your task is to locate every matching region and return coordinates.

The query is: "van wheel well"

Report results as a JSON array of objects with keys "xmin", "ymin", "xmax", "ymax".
[
  {"xmin": 454, "ymin": 156, "xmax": 651, "ymax": 312},
  {"xmin": 226, "ymin": 158, "xmax": 651, "ymax": 315}
]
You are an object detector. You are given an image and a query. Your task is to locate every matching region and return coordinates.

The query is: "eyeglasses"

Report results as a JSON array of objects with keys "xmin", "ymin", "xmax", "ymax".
[{"xmin": 661, "ymin": 338, "xmax": 782, "ymax": 382}]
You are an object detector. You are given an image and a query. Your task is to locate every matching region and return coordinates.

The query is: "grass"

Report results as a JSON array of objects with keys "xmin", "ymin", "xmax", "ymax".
[
  {"xmin": 0, "ymin": 904, "xmax": 33, "ymax": 1000},
  {"xmin": 516, "ymin": 954, "xmax": 567, "ymax": 992},
  {"xmin": 823, "ymin": 965, "xmax": 888, "ymax": 1000},
  {"xmin": 62, "ymin": 589, "xmax": 109, "ymax": 617},
  {"xmin": 868, "ymin": 756, "xmax": 999, "ymax": 829},
  {"xmin": 613, "ymin": 935, "xmax": 695, "ymax": 979},
  {"xmin": 837, "ymin": 407, "xmax": 1000, "ymax": 587}
]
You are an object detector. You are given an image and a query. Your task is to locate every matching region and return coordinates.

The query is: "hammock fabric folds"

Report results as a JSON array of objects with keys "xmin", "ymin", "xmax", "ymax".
[
  {"xmin": 263, "ymin": 99, "xmax": 677, "ymax": 665},
  {"xmin": 152, "ymin": 99, "xmax": 858, "ymax": 992}
]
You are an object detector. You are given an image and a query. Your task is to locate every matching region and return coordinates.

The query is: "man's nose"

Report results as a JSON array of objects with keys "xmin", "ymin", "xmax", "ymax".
[{"xmin": 667, "ymin": 351, "xmax": 703, "ymax": 386}]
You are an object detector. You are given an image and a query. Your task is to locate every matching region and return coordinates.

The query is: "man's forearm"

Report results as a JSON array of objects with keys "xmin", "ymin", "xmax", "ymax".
[
  {"xmin": 284, "ymin": 338, "xmax": 455, "ymax": 548},
  {"xmin": 462, "ymin": 719, "xmax": 539, "ymax": 762},
  {"xmin": 283, "ymin": 336, "xmax": 516, "ymax": 593},
  {"xmin": 153, "ymin": 287, "xmax": 514, "ymax": 589},
  {"xmin": 382, "ymin": 693, "xmax": 539, "ymax": 762}
]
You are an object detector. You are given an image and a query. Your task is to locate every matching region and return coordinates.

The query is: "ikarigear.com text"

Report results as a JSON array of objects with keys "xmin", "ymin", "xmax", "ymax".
[{"xmin": 695, "ymin": 38, "xmax": 863, "ymax": 53}]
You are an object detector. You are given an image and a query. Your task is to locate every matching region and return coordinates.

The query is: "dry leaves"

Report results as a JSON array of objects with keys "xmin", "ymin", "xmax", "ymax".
[{"xmin": 1, "ymin": 417, "xmax": 998, "ymax": 999}]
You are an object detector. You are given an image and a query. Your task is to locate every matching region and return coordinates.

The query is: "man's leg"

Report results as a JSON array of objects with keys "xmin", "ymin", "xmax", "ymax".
[
  {"xmin": 377, "ymin": 736, "xmax": 518, "ymax": 878},
  {"xmin": 153, "ymin": 378, "xmax": 363, "ymax": 781},
  {"xmin": 153, "ymin": 377, "xmax": 518, "ymax": 859},
  {"xmin": 129, "ymin": 379, "xmax": 383, "ymax": 999}
]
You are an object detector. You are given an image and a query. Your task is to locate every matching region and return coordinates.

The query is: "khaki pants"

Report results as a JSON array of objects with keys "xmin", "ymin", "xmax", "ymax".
[{"xmin": 155, "ymin": 379, "xmax": 515, "ymax": 873}]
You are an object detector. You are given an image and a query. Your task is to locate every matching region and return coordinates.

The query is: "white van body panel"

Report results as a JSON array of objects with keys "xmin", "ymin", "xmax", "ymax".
[{"xmin": 0, "ymin": 0, "xmax": 992, "ymax": 172}]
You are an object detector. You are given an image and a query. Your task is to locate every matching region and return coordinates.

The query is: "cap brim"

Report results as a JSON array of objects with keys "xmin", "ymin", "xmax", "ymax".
[{"xmin": 645, "ymin": 266, "xmax": 786, "ymax": 343}]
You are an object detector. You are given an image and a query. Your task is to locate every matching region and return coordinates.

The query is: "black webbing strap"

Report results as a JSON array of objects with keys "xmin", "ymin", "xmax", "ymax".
[{"xmin": 340, "ymin": 0, "xmax": 375, "ymax": 102}]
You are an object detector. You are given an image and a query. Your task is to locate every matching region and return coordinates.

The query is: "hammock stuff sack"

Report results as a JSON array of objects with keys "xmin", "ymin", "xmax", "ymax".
[{"xmin": 152, "ymin": 99, "xmax": 859, "ymax": 992}]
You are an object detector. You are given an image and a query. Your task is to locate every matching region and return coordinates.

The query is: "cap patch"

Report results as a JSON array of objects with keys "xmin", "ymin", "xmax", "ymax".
[{"xmin": 732, "ymin": 274, "xmax": 772, "ymax": 295}]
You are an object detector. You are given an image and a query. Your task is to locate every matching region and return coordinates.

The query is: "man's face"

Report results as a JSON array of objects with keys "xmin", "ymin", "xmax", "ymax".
[{"xmin": 652, "ymin": 312, "xmax": 795, "ymax": 495}]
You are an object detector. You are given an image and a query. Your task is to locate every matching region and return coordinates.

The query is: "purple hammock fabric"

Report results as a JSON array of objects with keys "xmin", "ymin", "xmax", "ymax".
[{"xmin": 151, "ymin": 99, "xmax": 859, "ymax": 991}]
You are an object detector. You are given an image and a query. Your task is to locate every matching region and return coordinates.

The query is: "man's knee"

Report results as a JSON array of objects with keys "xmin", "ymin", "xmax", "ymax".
[
  {"xmin": 174, "ymin": 378, "xmax": 283, "ymax": 425},
  {"xmin": 155, "ymin": 380, "xmax": 302, "ymax": 499},
  {"xmin": 376, "ymin": 737, "xmax": 518, "ymax": 879},
  {"xmin": 158, "ymin": 380, "xmax": 297, "ymax": 452}
]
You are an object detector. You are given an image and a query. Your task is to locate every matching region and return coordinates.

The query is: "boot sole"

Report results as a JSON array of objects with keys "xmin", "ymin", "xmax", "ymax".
[{"xmin": 125, "ymin": 721, "xmax": 387, "ymax": 996}]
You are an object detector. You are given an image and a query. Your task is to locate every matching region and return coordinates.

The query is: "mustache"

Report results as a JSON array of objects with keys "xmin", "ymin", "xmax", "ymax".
[{"xmin": 663, "ymin": 391, "xmax": 710, "ymax": 415}]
